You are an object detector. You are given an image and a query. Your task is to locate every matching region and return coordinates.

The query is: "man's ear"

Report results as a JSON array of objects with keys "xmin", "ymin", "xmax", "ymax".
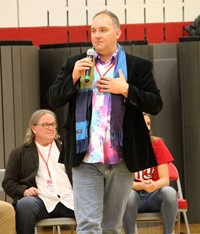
[{"xmin": 116, "ymin": 28, "xmax": 122, "ymax": 40}]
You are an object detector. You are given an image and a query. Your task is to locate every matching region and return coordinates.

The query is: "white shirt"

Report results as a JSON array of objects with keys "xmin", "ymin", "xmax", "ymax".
[{"xmin": 35, "ymin": 140, "xmax": 74, "ymax": 212}]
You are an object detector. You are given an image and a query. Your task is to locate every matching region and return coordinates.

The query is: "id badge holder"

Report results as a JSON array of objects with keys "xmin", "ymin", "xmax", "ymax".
[
  {"xmin": 96, "ymin": 93, "xmax": 104, "ymax": 107},
  {"xmin": 47, "ymin": 179, "xmax": 55, "ymax": 193}
]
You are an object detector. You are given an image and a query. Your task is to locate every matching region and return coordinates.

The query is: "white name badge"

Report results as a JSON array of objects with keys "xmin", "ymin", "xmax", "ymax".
[
  {"xmin": 96, "ymin": 93, "xmax": 104, "ymax": 107},
  {"xmin": 47, "ymin": 180, "xmax": 55, "ymax": 193}
]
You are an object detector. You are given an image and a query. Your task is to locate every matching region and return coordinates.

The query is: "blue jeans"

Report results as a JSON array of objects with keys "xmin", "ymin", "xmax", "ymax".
[
  {"xmin": 72, "ymin": 161, "xmax": 134, "ymax": 234},
  {"xmin": 15, "ymin": 196, "xmax": 74, "ymax": 234},
  {"xmin": 123, "ymin": 186, "xmax": 178, "ymax": 234}
]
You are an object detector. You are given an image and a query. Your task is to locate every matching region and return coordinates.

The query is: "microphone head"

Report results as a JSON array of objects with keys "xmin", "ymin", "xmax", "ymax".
[{"xmin": 87, "ymin": 48, "xmax": 95, "ymax": 57}]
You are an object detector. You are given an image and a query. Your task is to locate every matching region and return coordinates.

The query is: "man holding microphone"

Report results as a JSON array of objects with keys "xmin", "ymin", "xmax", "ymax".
[{"xmin": 48, "ymin": 10, "xmax": 162, "ymax": 234}]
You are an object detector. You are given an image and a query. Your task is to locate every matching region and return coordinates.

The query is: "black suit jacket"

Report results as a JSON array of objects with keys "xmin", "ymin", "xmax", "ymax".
[
  {"xmin": 2, "ymin": 140, "xmax": 72, "ymax": 205},
  {"xmin": 48, "ymin": 52, "xmax": 163, "ymax": 172}
]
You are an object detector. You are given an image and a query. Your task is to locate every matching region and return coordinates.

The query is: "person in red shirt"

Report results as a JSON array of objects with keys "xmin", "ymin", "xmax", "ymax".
[{"xmin": 123, "ymin": 113, "xmax": 177, "ymax": 234}]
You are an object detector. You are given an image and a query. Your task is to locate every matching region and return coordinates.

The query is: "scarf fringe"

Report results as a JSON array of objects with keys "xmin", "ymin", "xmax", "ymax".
[
  {"xmin": 76, "ymin": 138, "xmax": 89, "ymax": 153},
  {"xmin": 111, "ymin": 132, "xmax": 123, "ymax": 150}
]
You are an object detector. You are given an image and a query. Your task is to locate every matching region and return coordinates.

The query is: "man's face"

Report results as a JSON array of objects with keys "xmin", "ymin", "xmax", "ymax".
[{"xmin": 91, "ymin": 14, "xmax": 121, "ymax": 55}]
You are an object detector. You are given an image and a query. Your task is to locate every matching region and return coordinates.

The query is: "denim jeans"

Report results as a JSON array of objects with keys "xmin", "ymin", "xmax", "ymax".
[
  {"xmin": 123, "ymin": 186, "xmax": 178, "ymax": 234},
  {"xmin": 15, "ymin": 196, "xmax": 74, "ymax": 234},
  {"xmin": 72, "ymin": 161, "xmax": 134, "ymax": 234}
]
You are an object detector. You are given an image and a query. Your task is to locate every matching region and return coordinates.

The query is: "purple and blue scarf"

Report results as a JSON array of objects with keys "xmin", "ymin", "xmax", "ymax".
[{"xmin": 75, "ymin": 45, "xmax": 127, "ymax": 153}]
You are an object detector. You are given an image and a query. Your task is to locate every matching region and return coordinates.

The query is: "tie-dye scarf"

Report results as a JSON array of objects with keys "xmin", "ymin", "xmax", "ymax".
[{"xmin": 75, "ymin": 45, "xmax": 127, "ymax": 153}]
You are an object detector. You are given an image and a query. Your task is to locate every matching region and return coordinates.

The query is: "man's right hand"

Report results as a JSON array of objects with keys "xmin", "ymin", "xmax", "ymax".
[{"xmin": 72, "ymin": 57, "xmax": 94, "ymax": 84}]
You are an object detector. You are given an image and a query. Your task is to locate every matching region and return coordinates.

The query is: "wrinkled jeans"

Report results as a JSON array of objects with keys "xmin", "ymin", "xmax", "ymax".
[
  {"xmin": 123, "ymin": 186, "xmax": 178, "ymax": 234},
  {"xmin": 72, "ymin": 161, "xmax": 134, "ymax": 234},
  {"xmin": 15, "ymin": 196, "xmax": 74, "ymax": 234}
]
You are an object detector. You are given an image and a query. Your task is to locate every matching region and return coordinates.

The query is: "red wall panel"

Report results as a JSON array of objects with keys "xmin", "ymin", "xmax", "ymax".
[{"xmin": 0, "ymin": 22, "xmax": 192, "ymax": 47}]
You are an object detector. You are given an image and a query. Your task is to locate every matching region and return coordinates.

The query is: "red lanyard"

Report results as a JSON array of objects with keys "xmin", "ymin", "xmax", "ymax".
[
  {"xmin": 95, "ymin": 62, "xmax": 115, "ymax": 78},
  {"xmin": 36, "ymin": 142, "xmax": 53, "ymax": 180}
]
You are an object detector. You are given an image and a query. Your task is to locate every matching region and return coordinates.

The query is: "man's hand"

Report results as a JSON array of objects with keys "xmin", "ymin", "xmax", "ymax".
[
  {"xmin": 96, "ymin": 69, "xmax": 129, "ymax": 97},
  {"xmin": 72, "ymin": 57, "xmax": 94, "ymax": 84}
]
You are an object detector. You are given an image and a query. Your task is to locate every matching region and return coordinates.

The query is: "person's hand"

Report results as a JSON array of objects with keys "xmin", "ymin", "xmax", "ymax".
[
  {"xmin": 143, "ymin": 180, "xmax": 157, "ymax": 193},
  {"xmin": 24, "ymin": 187, "xmax": 39, "ymax": 197},
  {"xmin": 72, "ymin": 57, "xmax": 94, "ymax": 83},
  {"xmin": 96, "ymin": 69, "xmax": 129, "ymax": 97}
]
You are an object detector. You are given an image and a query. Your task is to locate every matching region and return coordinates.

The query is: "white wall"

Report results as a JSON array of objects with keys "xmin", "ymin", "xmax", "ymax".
[{"xmin": 0, "ymin": 0, "xmax": 199, "ymax": 27}]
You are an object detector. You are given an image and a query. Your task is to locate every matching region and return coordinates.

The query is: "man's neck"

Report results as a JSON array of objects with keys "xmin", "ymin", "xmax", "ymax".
[{"xmin": 96, "ymin": 45, "xmax": 118, "ymax": 64}]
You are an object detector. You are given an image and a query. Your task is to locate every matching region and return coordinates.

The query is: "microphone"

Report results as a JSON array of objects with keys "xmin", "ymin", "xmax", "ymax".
[{"xmin": 85, "ymin": 48, "xmax": 95, "ymax": 82}]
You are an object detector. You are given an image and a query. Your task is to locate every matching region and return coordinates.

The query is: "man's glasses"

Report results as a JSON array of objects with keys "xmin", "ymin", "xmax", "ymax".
[{"xmin": 35, "ymin": 122, "xmax": 56, "ymax": 129}]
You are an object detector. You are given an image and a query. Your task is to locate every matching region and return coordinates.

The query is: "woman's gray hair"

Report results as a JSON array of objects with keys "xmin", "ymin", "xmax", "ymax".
[
  {"xmin": 24, "ymin": 109, "xmax": 60, "ymax": 144},
  {"xmin": 93, "ymin": 10, "xmax": 120, "ymax": 29}
]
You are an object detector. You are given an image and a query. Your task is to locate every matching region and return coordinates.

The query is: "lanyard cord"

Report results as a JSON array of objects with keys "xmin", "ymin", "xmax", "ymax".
[
  {"xmin": 36, "ymin": 142, "xmax": 53, "ymax": 180},
  {"xmin": 95, "ymin": 62, "xmax": 115, "ymax": 78}
]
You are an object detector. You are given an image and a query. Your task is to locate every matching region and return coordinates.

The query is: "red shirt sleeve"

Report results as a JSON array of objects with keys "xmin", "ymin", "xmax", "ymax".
[
  {"xmin": 134, "ymin": 138, "xmax": 174, "ymax": 182},
  {"xmin": 152, "ymin": 138, "xmax": 174, "ymax": 165}
]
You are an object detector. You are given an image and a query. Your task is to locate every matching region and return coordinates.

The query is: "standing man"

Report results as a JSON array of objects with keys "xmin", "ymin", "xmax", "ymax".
[{"xmin": 48, "ymin": 10, "xmax": 162, "ymax": 234}]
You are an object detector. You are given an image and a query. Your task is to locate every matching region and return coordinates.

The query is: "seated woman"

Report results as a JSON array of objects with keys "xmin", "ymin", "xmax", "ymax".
[
  {"xmin": 2, "ymin": 109, "xmax": 74, "ymax": 234},
  {"xmin": 123, "ymin": 113, "xmax": 177, "ymax": 234}
]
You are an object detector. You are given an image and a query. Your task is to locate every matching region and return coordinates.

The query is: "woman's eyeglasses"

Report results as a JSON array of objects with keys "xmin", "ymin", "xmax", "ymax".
[{"xmin": 35, "ymin": 122, "xmax": 56, "ymax": 129}]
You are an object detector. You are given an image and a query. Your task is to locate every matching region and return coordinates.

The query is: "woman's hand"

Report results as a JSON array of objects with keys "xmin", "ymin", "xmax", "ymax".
[
  {"xmin": 143, "ymin": 180, "xmax": 157, "ymax": 193},
  {"xmin": 24, "ymin": 187, "xmax": 39, "ymax": 196}
]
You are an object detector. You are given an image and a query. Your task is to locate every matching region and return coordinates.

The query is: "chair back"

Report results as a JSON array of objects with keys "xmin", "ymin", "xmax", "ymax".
[
  {"xmin": 168, "ymin": 162, "xmax": 184, "ymax": 200},
  {"xmin": 0, "ymin": 169, "xmax": 5, "ymax": 191},
  {"xmin": 168, "ymin": 162, "xmax": 178, "ymax": 181}
]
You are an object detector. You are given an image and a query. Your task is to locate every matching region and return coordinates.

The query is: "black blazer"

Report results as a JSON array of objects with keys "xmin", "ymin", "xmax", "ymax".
[
  {"xmin": 48, "ymin": 52, "xmax": 163, "ymax": 172},
  {"xmin": 2, "ymin": 140, "xmax": 72, "ymax": 205}
]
